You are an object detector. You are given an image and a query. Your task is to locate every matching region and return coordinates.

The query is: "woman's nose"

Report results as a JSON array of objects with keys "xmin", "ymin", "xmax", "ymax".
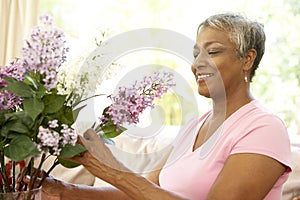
[
  {"xmin": 192, "ymin": 51, "xmax": 214, "ymax": 71},
  {"xmin": 192, "ymin": 56, "xmax": 207, "ymax": 71}
]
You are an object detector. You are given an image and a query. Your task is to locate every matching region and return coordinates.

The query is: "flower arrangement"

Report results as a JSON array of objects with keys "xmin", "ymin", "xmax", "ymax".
[
  {"xmin": 0, "ymin": 14, "xmax": 175, "ymax": 195},
  {"xmin": 0, "ymin": 15, "xmax": 85, "ymax": 195}
]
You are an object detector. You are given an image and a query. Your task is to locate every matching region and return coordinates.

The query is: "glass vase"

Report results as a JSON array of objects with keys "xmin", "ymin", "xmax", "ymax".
[{"xmin": 0, "ymin": 187, "xmax": 41, "ymax": 200}]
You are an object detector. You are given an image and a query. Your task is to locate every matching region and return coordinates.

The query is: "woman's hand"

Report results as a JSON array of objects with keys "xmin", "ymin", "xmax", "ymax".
[
  {"xmin": 22, "ymin": 173, "xmax": 66, "ymax": 200},
  {"xmin": 68, "ymin": 128, "xmax": 128, "ymax": 184},
  {"xmin": 40, "ymin": 175, "xmax": 66, "ymax": 200}
]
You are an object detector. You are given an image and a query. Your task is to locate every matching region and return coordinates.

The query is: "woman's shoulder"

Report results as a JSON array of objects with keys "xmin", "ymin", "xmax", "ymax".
[
  {"xmin": 229, "ymin": 100, "xmax": 292, "ymax": 172},
  {"xmin": 233, "ymin": 100, "xmax": 287, "ymax": 128}
]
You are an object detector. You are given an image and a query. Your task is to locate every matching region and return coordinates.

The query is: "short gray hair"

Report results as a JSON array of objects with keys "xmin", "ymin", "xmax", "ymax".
[{"xmin": 197, "ymin": 13, "xmax": 266, "ymax": 81}]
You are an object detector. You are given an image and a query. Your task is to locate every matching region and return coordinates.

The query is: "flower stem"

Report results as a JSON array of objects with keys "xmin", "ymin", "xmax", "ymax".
[
  {"xmin": 0, "ymin": 152, "xmax": 10, "ymax": 192},
  {"xmin": 37, "ymin": 158, "xmax": 59, "ymax": 188},
  {"xmin": 32, "ymin": 153, "xmax": 46, "ymax": 190},
  {"xmin": 27, "ymin": 157, "xmax": 34, "ymax": 191}
]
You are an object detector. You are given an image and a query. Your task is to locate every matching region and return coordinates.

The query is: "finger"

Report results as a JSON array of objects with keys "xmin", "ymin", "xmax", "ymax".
[
  {"xmin": 75, "ymin": 129, "xmax": 96, "ymax": 147},
  {"xmin": 80, "ymin": 129, "xmax": 105, "ymax": 151},
  {"xmin": 66, "ymin": 150, "xmax": 95, "ymax": 166},
  {"xmin": 83, "ymin": 128, "xmax": 101, "ymax": 142},
  {"xmin": 76, "ymin": 135, "xmax": 84, "ymax": 145}
]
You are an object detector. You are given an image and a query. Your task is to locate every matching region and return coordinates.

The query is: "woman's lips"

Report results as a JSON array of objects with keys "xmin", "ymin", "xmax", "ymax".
[{"xmin": 197, "ymin": 73, "xmax": 214, "ymax": 82}]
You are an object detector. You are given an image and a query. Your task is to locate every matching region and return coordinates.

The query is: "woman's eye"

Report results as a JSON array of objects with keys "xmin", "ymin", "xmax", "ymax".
[
  {"xmin": 207, "ymin": 48, "xmax": 224, "ymax": 55},
  {"xmin": 193, "ymin": 51, "xmax": 199, "ymax": 59},
  {"xmin": 193, "ymin": 49, "xmax": 221, "ymax": 58},
  {"xmin": 208, "ymin": 50, "xmax": 219, "ymax": 55}
]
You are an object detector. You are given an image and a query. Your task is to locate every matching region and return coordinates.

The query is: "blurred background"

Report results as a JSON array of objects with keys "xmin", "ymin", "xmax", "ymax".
[{"xmin": 1, "ymin": 0, "xmax": 300, "ymax": 138}]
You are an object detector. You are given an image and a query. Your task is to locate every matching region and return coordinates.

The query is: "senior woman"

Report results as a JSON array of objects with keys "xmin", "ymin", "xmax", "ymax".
[{"xmin": 39, "ymin": 13, "xmax": 292, "ymax": 200}]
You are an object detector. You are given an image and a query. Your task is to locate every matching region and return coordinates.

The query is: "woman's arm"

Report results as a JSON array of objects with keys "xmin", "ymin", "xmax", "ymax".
[
  {"xmin": 69, "ymin": 129, "xmax": 187, "ymax": 200},
  {"xmin": 206, "ymin": 153, "xmax": 287, "ymax": 200},
  {"xmin": 41, "ymin": 177, "xmax": 131, "ymax": 200},
  {"xmin": 62, "ymin": 185, "xmax": 131, "ymax": 200}
]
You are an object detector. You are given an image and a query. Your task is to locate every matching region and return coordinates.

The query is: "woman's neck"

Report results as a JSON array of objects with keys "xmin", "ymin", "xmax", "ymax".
[{"xmin": 211, "ymin": 92, "xmax": 254, "ymax": 120}]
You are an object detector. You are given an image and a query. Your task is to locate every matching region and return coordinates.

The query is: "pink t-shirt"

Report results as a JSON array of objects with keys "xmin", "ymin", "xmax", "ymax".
[{"xmin": 159, "ymin": 100, "xmax": 292, "ymax": 200}]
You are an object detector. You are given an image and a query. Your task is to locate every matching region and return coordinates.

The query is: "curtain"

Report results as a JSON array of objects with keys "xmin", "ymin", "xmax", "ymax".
[{"xmin": 0, "ymin": 0, "xmax": 39, "ymax": 67}]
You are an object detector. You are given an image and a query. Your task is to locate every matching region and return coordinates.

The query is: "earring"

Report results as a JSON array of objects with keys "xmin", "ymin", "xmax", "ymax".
[{"xmin": 244, "ymin": 71, "xmax": 248, "ymax": 83}]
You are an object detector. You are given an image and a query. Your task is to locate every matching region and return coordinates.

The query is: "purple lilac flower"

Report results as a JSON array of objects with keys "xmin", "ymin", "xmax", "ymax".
[
  {"xmin": 0, "ymin": 58, "xmax": 26, "ymax": 110},
  {"xmin": 60, "ymin": 124, "xmax": 77, "ymax": 146},
  {"xmin": 37, "ymin": 126, "xmax": 61, "ymax": 155},
  {"xmin": 101, "ymin": 71, "xmax": 175, "ymax": 131},
  {"xmin": 36, "ymin": 120, "xmax": 77, "ymax": 156},
  {"xmin": 48, "ymin": 119, "xmax": 59, "ymax": 128},
  {"xmin": 21, "ymin": 14, "xmax": 69, "ymax": 90}
]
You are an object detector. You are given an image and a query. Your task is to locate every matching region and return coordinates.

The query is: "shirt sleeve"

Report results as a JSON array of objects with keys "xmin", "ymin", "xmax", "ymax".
[{"xmin": 230, "ymin": 114, "xmax": 292, "ymax": 172}]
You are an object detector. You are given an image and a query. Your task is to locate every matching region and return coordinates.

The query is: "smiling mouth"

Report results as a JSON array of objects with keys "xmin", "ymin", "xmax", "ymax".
[{"xmin": 197, "ymin": 73, "xmax": 214, "ymax": 80}]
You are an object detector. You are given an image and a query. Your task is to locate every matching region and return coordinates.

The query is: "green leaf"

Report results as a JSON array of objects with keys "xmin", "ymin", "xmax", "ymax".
[
  {"xmin": 3, "ymin": 135, "xmax": 40, "ymax": 161},
  {"xmin": 63, "ymin": 106, "xmax": 75, "ymax": 124},
  {"xmin": 20, "ymin": 113, "xmax": 36, "ymax": 131},
  {"xmin": 3, "ymin": 110, "xmax": 24, "ymax": 121},
  {"xmin": 2, "ymin": 77, "xmax": 33, "ymax": 98},
  {"xmin": 43, "ymin": 94, "xmax": 66, "ymax": 114},
  {"xmin": 5, "ymin": 120, "xmax": 30, "ymax": 134},
  {"xmin": 0, "ymin": 111, "xmax": 34, "ymax": 136},
  {"xmin": 101, "ymin": 121, "xmax": 126, "ymax": 138},
  {"xmin": 23, "ymin": 98, "xmax": 44, "ymax": 120},
  {"xmin": 0, "ymin": 140, "xmax": 6, "ymax": 151},
  {"xmin": 101, "ymin": 106, "xmax": 110, "ymax": 118},
  {"xmin": 50, "ymin": 105, "xmax": 74, "ymax": 125},
  {"xmin": 24, "ymin": 72, "xmax": 47, "ymax": 98},
  {"xmin": 57, "ymin": 157, "xmax": 80, "ymax": 168},
  {"xmin": 24, "ymin": 73, "xmax": 38, "ymax": 90},
  {"xmin": 72, "ymin": 94, "xmax": 105, "ymax": 108},
  {"xmin": 0, "ymin": 124, "xmax": 9, "ymax": 137},
  {"xmin": 0, "ymin": 110, "xmax": 8, "ymax": 125},
  {"xmin": 72, "ymin": 104, "xmax": 86, "ymax": 121},
  {"xmin": 59, "ymin": 143, "xmax": 86, "ymax": 158}
]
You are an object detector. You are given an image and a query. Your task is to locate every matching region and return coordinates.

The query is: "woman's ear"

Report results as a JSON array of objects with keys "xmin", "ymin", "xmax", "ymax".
[{"xmin": 243, "ymin": 48, "xmax": 257, "ymax": 71}]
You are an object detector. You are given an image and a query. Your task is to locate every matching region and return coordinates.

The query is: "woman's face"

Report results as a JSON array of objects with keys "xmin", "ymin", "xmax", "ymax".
[{"xmin": 192, "ymin": 27, "xmax": 246, "ymax": 99}]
